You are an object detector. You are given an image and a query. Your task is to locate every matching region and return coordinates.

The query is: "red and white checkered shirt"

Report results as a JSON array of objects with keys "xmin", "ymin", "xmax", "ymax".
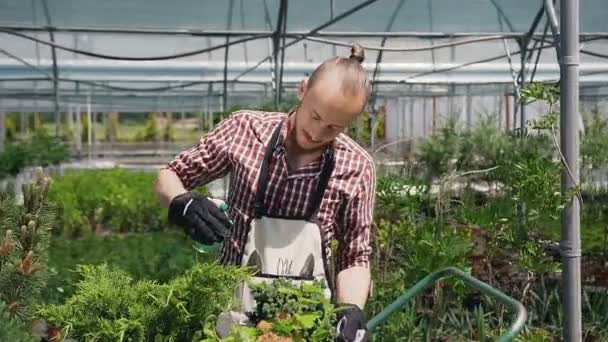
[{"xmin": 166, "ymin": 110, "xmax": 376, "ymax": 272}]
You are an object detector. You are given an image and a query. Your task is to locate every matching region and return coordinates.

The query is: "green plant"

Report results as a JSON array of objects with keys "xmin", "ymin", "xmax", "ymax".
[
  {"xmin": 43, "ymin": 230, "xmax": 203, "ymax": 304},
  {"xmin": 581, "ymin": 110, "xmax": 608, "ymax": 173},
  {"xmin": 0, "ymin": 132, "xmax": 70, "ymax": 178},
  {"xmin": 48, "ymin": 169, "xmax": 206, "ymax": 237},
  {"xmin": 36, "ymin": 262, "xmax": 250, "ymax": 342},
  {"xmin": 0, "ymin": 172, "xmax": 54, "ymax": 323},
  {"xmin": 106, "ymin": 112, "xmax": 120, "ymax": 142},
  {"xmin": 0, "ymin": 300, "xmax": 37, "ymax": 342},
  {"xmin": 135, "ymin": 112, "xmax": 160, "ymax": 142},
  {"xmin": 416, "ymin": 117, "xmax": 461, "ymax": 181},
  {"xmin": 204, "ymin": 279, "xmax": 338, "ymax": 342},
  {"xmin": 163, "ymin": 112, "xmax": 175, "ymax": 142}
]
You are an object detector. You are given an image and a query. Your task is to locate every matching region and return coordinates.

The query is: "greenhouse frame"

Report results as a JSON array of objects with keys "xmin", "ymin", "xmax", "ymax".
[{"xmin": 1, "ymin": 0, "xmax": 606, "ymax": 340}]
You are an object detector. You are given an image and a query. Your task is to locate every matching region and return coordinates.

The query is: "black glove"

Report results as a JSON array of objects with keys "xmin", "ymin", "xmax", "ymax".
[
  {"xmin": 335, "ymin": 304, "xmax": 369, "ymax": 342},
  {"xmin": 168, "ymin": 192, "xmax": 232, "ymax": 244}
]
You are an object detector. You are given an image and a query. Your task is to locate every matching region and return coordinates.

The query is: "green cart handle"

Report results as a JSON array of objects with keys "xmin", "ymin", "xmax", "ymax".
[{"xmin": 366, "ymin": 267, "xmax": 527, "ymax": 342}]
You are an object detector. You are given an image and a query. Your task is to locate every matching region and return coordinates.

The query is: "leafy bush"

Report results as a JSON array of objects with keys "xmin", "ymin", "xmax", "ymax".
[
  {"xmin": 0, "ymin": 132, "xmax": 70, "ymax": 178},
  {"xmin": 48, "ymin": 168, "xmax": 209, "ymax": 237},
  {"xmin": 36, "ymin": 262, "xmax": 250, "ymax": 342},
  {"xmin": 205, "ymin": 279, "xmax": 338, "ymax": 341},
  {"xmin": 43, "ymin": 231, "xmax": 203, "ymax": 304},
  {"xmin": 0, "ymin": 300, "xmax": 37, "ymax": 342},
  {"xmin": 0, "ymin": 172, "xmax": 54, "ymax": 322}
]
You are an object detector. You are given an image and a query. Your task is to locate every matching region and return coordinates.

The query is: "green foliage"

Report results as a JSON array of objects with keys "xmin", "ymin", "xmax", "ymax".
[
  {"xmin": 106, "ymin": 112, "xmax": 120, "ymax": 142},
  {"xmin": 416, "ymin": 117, "xmax": 462, "ymax": 180},
  {"xmin": 581, "ymin": 110, "xmax": 608, "ymax": 171},
  {"xmin": 0, "ymin": 172, "xmax": 53, "ymax": 323},
  {"xmin": 5, "ymin": 113, "xmax": 18, "ymax": 141},
  {"xmin": 0, "ymin": 300, "xmax": 37, "ymax": 342},
  {"xmin": 163, "ymin": 112, "xmax": 175, "ymax": 142},
  {"xmin": 43, "ymin": 231, "xmax": 202, "ymax": 304},
  {"xmin": 36, "ymin": 262, "xmax": 251, "ymax": 342},
  {"xmin": 205, "ymin": 279, "xmax": 338, "ymax": 342},
  {"xmin": 0, "ymin": 131, "xmax": 70, "ymax": 179},
  {"xmin": 369, "ymin": 79, "xmax": 608, "ymax": 339},
  {"xmin": 135, "ymin": 112, "xmax": 160, "ymax": 142},
  {"xmin": 520, "ymin": 82, "xmax": 560, "ymax": 107},
  {"xmin": 48, "ymin": 169, "xmax": 206, "ymax": 237}
]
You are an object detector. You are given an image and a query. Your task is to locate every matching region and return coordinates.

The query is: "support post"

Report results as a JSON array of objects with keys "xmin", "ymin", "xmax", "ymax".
[
  {"xmin": 41, "ymin": 0, "xmax": 61, "ymax": 137},
  {"xmin": 519, "ymin": 38, "xmax": 527, "ymax": 133},
  {"xmin": 75, "ymin": 105, "xmax": 82, "ymax": 157},
  {"xmin": 466, "ymin": 85, "xmax": 472, "ymax": 130},
  {"xmin": 0, "ymin": 111, "xmax": 5, "ymax": 152},
  {"xmin": 560, "ymin": 0, "xmax": 582, "ymax": 340},
  {"xmin": 87, "ymin": 94, "xmax": 92, "ymax": 160},
  {"xmin": 222, "ymin": 0, "xmax": 235, "ymax": 115},
  {"xmin": 273, "ymin": 0, "xmax": 288, "ymax": 109}
]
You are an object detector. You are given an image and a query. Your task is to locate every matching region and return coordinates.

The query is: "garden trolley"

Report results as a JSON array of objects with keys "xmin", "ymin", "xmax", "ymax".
[
  {"xmin": 195, "ymin": 201, "xmax": 527, "ymax": 341},
  {"xmin": 365, "ymin": 267, "xmax": 528, "ymax": 342},
  {"xmin": 195, "ymin": 238, "xmax": 528, "ymax": 341}
]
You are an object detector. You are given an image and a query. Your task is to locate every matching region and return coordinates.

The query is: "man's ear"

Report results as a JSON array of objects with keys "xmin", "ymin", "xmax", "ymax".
[{"xmin": 298, "ymin": 79, "xmax": 309, "ymax": 100}]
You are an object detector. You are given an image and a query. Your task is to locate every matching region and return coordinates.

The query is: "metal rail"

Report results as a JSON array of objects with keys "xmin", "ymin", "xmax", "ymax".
[{"xmin": 366, "ymin": 267, "xmax": 527, "ymax": 342}]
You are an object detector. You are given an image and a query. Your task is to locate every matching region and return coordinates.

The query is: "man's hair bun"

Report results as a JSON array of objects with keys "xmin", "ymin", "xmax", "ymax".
[{"xmin": 349, "ymin": 43, "xmax": 365, "ymax": 63}]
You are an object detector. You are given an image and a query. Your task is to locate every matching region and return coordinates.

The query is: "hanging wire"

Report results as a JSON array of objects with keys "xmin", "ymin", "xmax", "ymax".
[
  {"xmin": 404, "ymin": 42, "xmax": 557, "ymax": 82},
  {"xmin": 0, "ymin": 28, "xmax": 270, "ymax": 61},
  {"xmin": 529, "ymin": 19, "xmax": 551, "ymax": 83},
  {"xmin": 0, "ymin": 47, "xmax": 263, "ymax": 92},
  {"xmin": 303, "ymin": 34, "xmax": 509, "ymax": 52},
  {"xmin": 369, "ymin": 0, "xmax": 407, "ymax": 107}
]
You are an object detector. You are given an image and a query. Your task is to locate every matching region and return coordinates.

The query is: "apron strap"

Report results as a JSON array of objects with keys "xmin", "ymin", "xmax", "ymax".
[
  {"xmin": 254, "ymin": 120, "xmax": 283, "ymax": 218},
  {"xmin": 307, "ymin": 148, "xmax": 335, "ymax": 220},
  {"xmin": 254, "ymin": 119, "xmax": 335, "ymax": 220}
]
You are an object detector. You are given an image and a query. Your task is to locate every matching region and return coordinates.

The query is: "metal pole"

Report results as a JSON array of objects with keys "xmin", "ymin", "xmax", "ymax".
[
  {"xmin": 519, "ymin": 39, "xmax": 527, "ymax": 132},
  {"xmin": 273, "ymin": 0, "xmax": 287, "ymax": 109},
  {"xmin": 466, "ymin": 85, "xmax": 472, "ymax": 129},
  {"xmin": 87, "ymin": 93, "xmax": 92, "ymax": 160},
  {"xmin": 235, "ymin": 0, "xmax": 380, "ymax": 81},
  {"xmin": 277, "ymin": 0, "xmax": 288, "ymax": 107},
  {"xmin": 0, "ymin": 111, "xmax": 5, "ymax": 152},
  {"xmin": 544, "ymin": 0, "xmax": 561, "ymax": 56},
  {"xmin": 330, "ymin": 0, "xmax": 336, "ymax": 56},
  {"xmin": 560, "ymin": 0, "xmax": 582, "ymax": 340},
  {"xmin": 75, "ymin": 104, "xmax": 82, "ymax": 157},
  {"xmin": 41, "ymin": 0, "xmax": 61, "ymax": 137},
  {"xmin": 222, "ymin": 0, "xmax": 235, "ymax": 115}
]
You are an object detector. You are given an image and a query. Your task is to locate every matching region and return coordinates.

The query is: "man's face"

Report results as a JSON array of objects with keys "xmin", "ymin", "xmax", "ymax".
[{"xmin": 291, "ymin": 80, "xmax": 366, "ymax": 152}]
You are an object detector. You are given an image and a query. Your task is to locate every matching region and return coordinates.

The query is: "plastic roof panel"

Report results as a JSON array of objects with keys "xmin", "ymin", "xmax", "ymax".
[
  {"xmin": 0, "ymin": 0, "xmax": 276, "ymax": 30},
  {"xmin": 1, "ymin": 0, "xmax": 606, "ymax": 33}
]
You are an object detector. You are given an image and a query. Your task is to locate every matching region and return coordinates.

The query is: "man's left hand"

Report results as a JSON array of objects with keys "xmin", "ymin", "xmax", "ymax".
[{"xmin": 335, "ymin": 304, "xmax": 369, "ymax": 342}]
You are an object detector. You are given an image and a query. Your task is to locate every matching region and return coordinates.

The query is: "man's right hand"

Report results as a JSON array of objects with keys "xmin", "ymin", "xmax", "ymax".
[{"xmin": 168, "ymin": 192, "xmax": 232, "ymax": 244}]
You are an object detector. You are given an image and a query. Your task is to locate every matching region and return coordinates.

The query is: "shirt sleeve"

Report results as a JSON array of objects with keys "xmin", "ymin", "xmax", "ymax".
[
  {"xmin": 165, "ymin": 113, "xmax": 240, "ymax": 190},
  {"xmin": 336, "ymin": 160, "xmax": 376, "ymax": 272}
]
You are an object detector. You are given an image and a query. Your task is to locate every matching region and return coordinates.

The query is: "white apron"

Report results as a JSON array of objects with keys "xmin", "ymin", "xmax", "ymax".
[{"xmin": 216, "ymin": 120, "xmax": 335, "ymax": 338}]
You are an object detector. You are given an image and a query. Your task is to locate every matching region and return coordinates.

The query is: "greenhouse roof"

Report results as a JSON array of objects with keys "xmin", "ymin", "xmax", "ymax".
[
  {"xmin": 0, "ymin": 0, "xmax": 607, "ymax": 112},
  {"xmin": 1, "ymin": 0, "xmax": 608, "ymax": 34}
]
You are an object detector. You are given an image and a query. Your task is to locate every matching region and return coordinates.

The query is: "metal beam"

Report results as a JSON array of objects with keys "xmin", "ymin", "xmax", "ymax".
[
  {"xmin": 544, "ymin": 0, "xmax": 561, "ymax": 57},
  {"xmin": 370, "ymin": 0, "xmax": 407, "ymax": 111},
  {"xmin": 222, "ymin": 0, "xmax": 235, "ymax": 114},
  {"xmin": 235, "ymin": 0, "xmax": 380, "ymax": 82},
  {"xmin": 560, "ymin": 0, "xmax": 582, "ymax": 340},
  {"xmin": 0, "ymin": 111, "xmax": 5, "ymax": 152},
  {"xmin": 515, "ymin": 3, "xmax": 546, "ymax": 131},
  {"xmin": 41, "ymin": 0, "xmax": 60, "ymax": 136},
  {"xmin": 4, "ymin": 24, "xmax": 607, "ymax": 38},
  {"xmin": 273, "ymin": 0, "xmax": 287, "ymax": 108}
]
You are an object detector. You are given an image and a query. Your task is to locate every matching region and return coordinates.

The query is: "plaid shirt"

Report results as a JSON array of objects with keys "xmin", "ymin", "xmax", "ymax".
[{"xmin": 166, "ymin": 111, "xmax": 376, "ymax": 272}]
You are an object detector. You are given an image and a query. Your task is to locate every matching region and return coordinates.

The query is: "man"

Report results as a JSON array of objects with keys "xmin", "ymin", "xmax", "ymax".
[{"xmin": 153, "ymin": 44, "xmax": 375, "ymax": 342}]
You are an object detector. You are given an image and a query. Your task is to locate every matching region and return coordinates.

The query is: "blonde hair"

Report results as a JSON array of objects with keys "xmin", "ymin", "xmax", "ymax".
[{"xmin": 307, "ymin": 43, "xmax": 370, "ymax": 98}]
